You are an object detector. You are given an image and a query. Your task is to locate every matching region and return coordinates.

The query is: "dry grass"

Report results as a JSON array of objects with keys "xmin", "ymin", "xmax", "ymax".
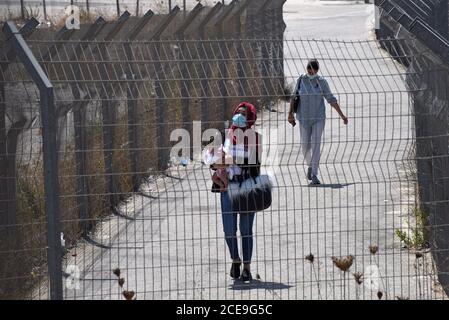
[{"xmin": 0, "ymin": 164, "xmax": 46, "ymax": 299}]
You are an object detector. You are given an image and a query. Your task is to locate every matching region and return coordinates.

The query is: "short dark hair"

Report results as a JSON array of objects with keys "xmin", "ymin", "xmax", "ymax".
[{"xmin": 307, "ymin": 59, "xmax": 320, "ymax": 71}]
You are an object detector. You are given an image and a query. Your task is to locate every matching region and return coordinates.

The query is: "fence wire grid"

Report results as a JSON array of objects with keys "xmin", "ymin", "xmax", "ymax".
[{"xmin": 1, "ymin": 34, "xmax": 449, "ymax": 300}]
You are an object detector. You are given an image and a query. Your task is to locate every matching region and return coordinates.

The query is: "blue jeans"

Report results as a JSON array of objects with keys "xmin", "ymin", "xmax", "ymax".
[{"xmin": 220, "ymin": 191, "xmax": 255, "ymax": 264}]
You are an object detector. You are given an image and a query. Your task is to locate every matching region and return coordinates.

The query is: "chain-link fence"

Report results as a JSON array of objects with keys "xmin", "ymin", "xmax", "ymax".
[{"xmin": 2, "ymin": 1, "xmax": 449, "ymax": 300}]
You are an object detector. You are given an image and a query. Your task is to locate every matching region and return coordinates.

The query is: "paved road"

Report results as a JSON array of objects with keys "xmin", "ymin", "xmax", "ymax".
[{"xmin": 61, "ymin": 1, "xmax": 444, "ymax": 300}]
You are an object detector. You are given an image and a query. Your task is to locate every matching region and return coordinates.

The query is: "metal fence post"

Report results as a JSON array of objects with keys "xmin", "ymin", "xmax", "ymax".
[
  {"xmin": 40, "ymin": 87, "xmax": 63, "ymax": 299},
  {"xmin": 148, "ymin": 6, "xmax": 180, "ymax": 171},
  {"xmin": 258, "ymin": 2, "xmax": 274, "ymax": 107},
  {"xmin": 3, "ymin": 21, "xmax": 63, "ymax": 300},
  {"xmin": 214, "ymin": 0, "xmax": 239, "ymax": 125},
  {"xmin": 230, "ymin": 0, "xmax": 256, "ymax": 99},
  {"xmin": 43, "ymin": 0, "xmax": 48, "ymax": 20},
  {"xmin": 20, "ymin": 0, "xmax": 25, "ymax": 19},
  {"xmin": 175, "ymin": 3, "xmax": 204, "ymax": 159},
  {"xmin": 98, "ymin": 11, "xmax": 131, "ymax": 213},
  {"xmin": 68, "ymin": 17, "xmax": 107, "ymax": 236},
  {"xmin": 196, "ymin": 3, "xmax": 223, "ymax": 133},
  {"xmin": 124, "ymin": 10, "xmax": 155, "ymax": 190}
]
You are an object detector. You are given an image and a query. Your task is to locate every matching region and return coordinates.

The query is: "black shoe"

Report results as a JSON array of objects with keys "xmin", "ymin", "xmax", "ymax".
[
  {"xmin": 311, "ymin": 175, "xmax": 321, "ymax": 185},
  {"xmin": 230, "ymin": 261, "xmax": 241, "ymax": 279},
  {"xmin": 307, "ymin": 167, "xmax": 313, "ymax": 181},
  {"xmin": 240, "ymin": 269, "xmax": 252, "ymax": 283}
]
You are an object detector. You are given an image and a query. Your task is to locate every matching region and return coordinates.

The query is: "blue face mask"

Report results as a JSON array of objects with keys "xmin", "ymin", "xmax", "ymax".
[
  {"xmin": 232, "ymin": 113, "xmax": 247, "ymax": 128},
  {"xmin": 307, "ymin": 73, "xmax": 318, "ymax": 80}
]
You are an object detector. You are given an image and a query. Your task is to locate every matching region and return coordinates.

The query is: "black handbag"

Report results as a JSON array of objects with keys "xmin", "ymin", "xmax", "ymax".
[
  {"xmin": 227, "ymin": 174, "xmax": 273, "ymax": 213},
  {"xmin": 211, "ymin": 180, "xmax": 221, "ymax": 193},
  {"xmin": 292, "ymin": 76, "xmax": 303, "ymax": 114}
]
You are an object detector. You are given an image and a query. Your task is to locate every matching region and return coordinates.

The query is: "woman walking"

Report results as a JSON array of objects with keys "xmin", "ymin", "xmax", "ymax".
[
  {"xmin": 208, "ymin": 102, "xmax": 262, "ymax": 283},
  {"xmin": 288, "ymin": 59, "xmax": 348, "ymax": 185}
]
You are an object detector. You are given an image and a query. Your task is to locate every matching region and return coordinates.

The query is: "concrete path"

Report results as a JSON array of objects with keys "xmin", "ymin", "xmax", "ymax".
[{"xmin": 61, "ymin": 1, "xmax": 445, "ymax": 300}]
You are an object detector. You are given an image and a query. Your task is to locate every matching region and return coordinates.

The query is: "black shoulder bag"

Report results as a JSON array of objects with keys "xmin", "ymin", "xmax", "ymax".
[
  {"xmin": 291, "ymin": 75, "xmax": 303, "ymax": 114},
  {"xmin": 227, "ymin": 133, "xmax": 273, "ymax": 213}
]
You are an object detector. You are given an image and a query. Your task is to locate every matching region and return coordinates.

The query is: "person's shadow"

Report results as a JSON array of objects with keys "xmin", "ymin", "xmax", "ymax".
[
  {"xmin": 308, "ymin": 183, "xmax": 354, "ymax": 189},
  {"xmin": 229, "ymin": 279, "xmax": 293, "ymax": 291}
]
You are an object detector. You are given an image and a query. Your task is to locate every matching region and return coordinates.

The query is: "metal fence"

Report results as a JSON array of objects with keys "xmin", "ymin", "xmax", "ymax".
[
  {"xmin": 1, "ymin": 0, "xmax": 228, "ymax": 20},
  {"xmin": 375, "ymin": 0, "xmax": 448, "ymax": 39},
  {"xmin": 376, "ymin": 0, "xmax": 449, "ymax": 299},
  {"xmin": 2, "ymin": 7, "xmax": 449, "ymax": 301}
]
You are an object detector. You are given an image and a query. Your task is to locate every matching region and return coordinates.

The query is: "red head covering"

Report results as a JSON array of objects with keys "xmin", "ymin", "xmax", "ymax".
[
  {"xmin": 229, "ymin": 102, "xmax": 258, "ymax": 147},
  {"xmin": 230, "ymin": 102, "xmax": 257, "ymax": 130}
]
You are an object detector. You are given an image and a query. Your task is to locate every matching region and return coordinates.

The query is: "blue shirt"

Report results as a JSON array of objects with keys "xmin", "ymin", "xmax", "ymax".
[{"xmin": 294, "ymin": 74, "xmax": 338, "ymax": 128}]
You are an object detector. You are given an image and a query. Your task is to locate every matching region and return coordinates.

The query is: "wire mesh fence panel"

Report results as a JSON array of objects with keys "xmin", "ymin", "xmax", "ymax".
[{"xmin": 1, "ymin": 36, "xmax": 449, "ymax": 300}]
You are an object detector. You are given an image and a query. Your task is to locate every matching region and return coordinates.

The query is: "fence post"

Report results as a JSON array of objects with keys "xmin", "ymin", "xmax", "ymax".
[
  {"xmin": 214, "ymin": 0, "xmax": 239, "ymax": 126},
  {"xmin": 98, "ymin": 11, "xmax": 131, "ymax": 214},
  {"xmin": 68, "ymin": 17, "xmax": 107, "ymax": 235},
  {"xmin": 124, "ymin": 10, "xmax": 155, "ymax": 190},
  {"xmin": 3, "ymin": 21, "xmax": 63, "ymax": 300},
  {"xmin": 246, "ymin": 0, "xmax": 269, "ymax": 104},
  {"xmin": 40, "ymin": 87, "xmax": 62, "ymax": 300},
  {"xmin": 20, "ymin": 0, "xmax": 25, "ymax": 19},
  {"xmin": 250, "ymin": 0, "xmax": 269, "ymax": 38},
  {"xmin": 258, "ymin": 1, "xmax": 274, "ymax": 107},
  {"xmin": 175, "ymin": 3, "xmax": 204, "ymax": 159},
  {"xmin": 196, "ymin": 3, "xmax": 223, "ymax": 132},
  {"xmin": 148, "ymin": 6, "xmax": 180, "ymax": 171},
  {"xmin": 42, "ymin": 0, "xmax": 48, "ymax": 20},
  {"xmin": 229, "ymin": 0, "xmax": 256, "ymax": 100}
]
